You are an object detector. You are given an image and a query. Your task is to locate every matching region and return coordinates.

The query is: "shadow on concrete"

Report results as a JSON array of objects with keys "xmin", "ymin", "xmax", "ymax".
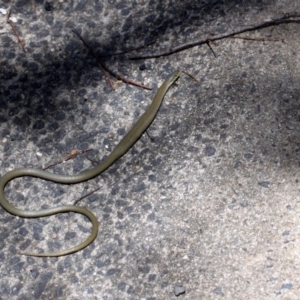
[{"xmin": 0, "ymin": 0, "xmax": 277, "ymax": 137}]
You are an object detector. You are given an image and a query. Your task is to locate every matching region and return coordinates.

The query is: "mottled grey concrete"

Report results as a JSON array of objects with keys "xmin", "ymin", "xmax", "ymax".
[{"xmin": 1, "ymin": 0, "xmax": 300, "ymax": 299}]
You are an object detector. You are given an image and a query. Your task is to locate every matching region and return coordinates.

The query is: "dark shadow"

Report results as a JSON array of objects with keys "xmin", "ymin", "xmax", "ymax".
[{"xmin": 0, "ymin": 0, "xmax": 277, "ymax": 143}]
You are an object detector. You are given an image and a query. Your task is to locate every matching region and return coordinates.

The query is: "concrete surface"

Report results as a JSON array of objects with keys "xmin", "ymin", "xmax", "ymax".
[{"xmin": 0, "ymin": 0, "xmax": 300, "ymax": 299}]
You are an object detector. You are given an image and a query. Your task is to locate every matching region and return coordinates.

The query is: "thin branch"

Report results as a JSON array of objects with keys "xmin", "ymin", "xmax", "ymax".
[
  {"xmin": 129, "ymin": 12, "xmax": 300, "ymax": 59},
  {"xmin": 7, "ymin": 7, "xmax": 11, "ymax": 19},
  {"xmin": 84, "ymin": 152, "xmax": 101, "ymax": 164},
  {"xmin": 145, "ymin": 130, "xmax": 155, "ymax": 142},
  {"xmin": 109, "ymin": 70, "xmax": 152, "ymax": 90},
  {"xmin": 206, "ymin": 41, "xmax": 217, "ymax": 58},
  {"xmin": 100, "ymin": 40, "xmax": 156, "ymax": 57},
  {"xmin": 43, "ymin": 149, "xmax": 93, "ymax": 170},
  {"xmin": 182, "ymin": 70, "xmax": 199, "ymax": 83},
  {"xmin": 7, "ymin": 9, "xmax": 26, "ymax": 52},
  {"xmin": 72, "ymin": 29, "xmax": 115, "ymax": 90},
  {"xmin": 72, "ymin": 29, "xmax": 152, "ymax": 90},
  {"xmin": 228, "ymin": 36, "xmax": 283, "ymax": 42},
  {"xmin": 73, "ymin": 188, "xmax": 100, "ymax": 205}
]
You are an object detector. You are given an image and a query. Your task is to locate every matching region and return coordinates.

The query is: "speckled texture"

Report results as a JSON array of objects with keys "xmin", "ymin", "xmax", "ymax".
[{"xmin": 1, "ymin": 0, "xmax": 300, "ymax": 299}]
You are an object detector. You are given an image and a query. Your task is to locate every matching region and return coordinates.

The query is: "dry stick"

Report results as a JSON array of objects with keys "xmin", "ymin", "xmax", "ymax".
[
  {"xmin": 72, "ymin": 29, "xmax": 152, "ymax": 90},
  {"xmin": 7, "ymin": 9, "xmax": 26, "ymax": 52},
  {"xmin": 7, "ymin": 9, "xmax": 11, "ymax": 22},
  {"xmin": 43, "ymin": 149, "xmax": 93, "ymax": 170},
  {"xmin": 72, "ymin": 29, "xmax": 115, "ymax": 90},
  {"xmin": 228, "ymin": 36, "xmax": 283, "ymax": 42},
  {"xmin": 84, "ymin": 152, "xmax": 100, "ymax": 165},
  {"xmin": 73, "ymin": 188, "xmax": 100, "ymax": 205},
  {"xmin": 100, "ymin": 40, "xmax": 156, "ymax": 57},
  {"xmin": 129, "ymin": 12, "xmax": 300, "ymax": 59},
  {"xmin": 110, "ymin": 70, "xmax": 152, "ymax": 90},
  {"xmin": 145, "ymin": 130, "xmax": 155, "ymax": 142},
  {"xmin": 206, "ymin": 41, "xmax": 217, "ymax": 58},
  {"xmin": 182, "ymin": 70, "xmax": 199, "ymax": 83}
]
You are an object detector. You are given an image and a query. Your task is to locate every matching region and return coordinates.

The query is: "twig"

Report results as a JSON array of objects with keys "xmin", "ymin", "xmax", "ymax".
[
  {"xmin": 206, "ymin": 41, "xmax": 217, "ymax": 58},
  {"xmin": 84, "ymin": 152, "xmax": 101, "ymax": 164},
  {"xmin": 7, "ymin": 8, "xmax": 11, "ymax": 19},
  {"xmin": 145, "ymin": 130, "xmax": 155, "ymax": 142},
  {"xmin": 7, "ymin": 9, "xmax": 26, "ymax": 52},
  {"xmin": 100, "ymin": 40, "xmax": 156, "ymax": 57},
  {"xmin": 72, "ymin": 29, "xmax": 115, "ymax": 90},
  {"xmin": 109, "ymin": 70, "xmax": 152, "ymax": 90},
  {"xmin": 182, "ymin": 70, "xmax": 199, "ymax": 83},
  {"xmin": 43, "ymin": 149, "xmax": 93, "ymax": 170},
  {"xmin": 228, "ymin": 36, "xmax": 283, "ymax": 42},
  {"xmin": 72, "ymin": 29, "xmax": 152, "ymax": 90},
  {"xmin": 73, "ymin": 187, "xmax": 100, "ymax": 205},
  {"xmin": 129, "ymin": 12, "xmax": 300, "ymax": 59}
]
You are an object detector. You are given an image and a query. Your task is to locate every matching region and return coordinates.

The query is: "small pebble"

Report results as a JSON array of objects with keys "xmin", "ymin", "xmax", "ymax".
[
  {"xmin": 0, "ymin": 8, "xmax": 7, "ymax": 14},
  {"xmin": 174, "ymin": 286, "xmax": 185, "ymax": 296},
  {"xmin": 36, "ymin": 152, "xmax": 43, "ymax": 158},
  {"xmin": 45, "ymin": 1, "xmax": 54, "ymax": 11}
]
